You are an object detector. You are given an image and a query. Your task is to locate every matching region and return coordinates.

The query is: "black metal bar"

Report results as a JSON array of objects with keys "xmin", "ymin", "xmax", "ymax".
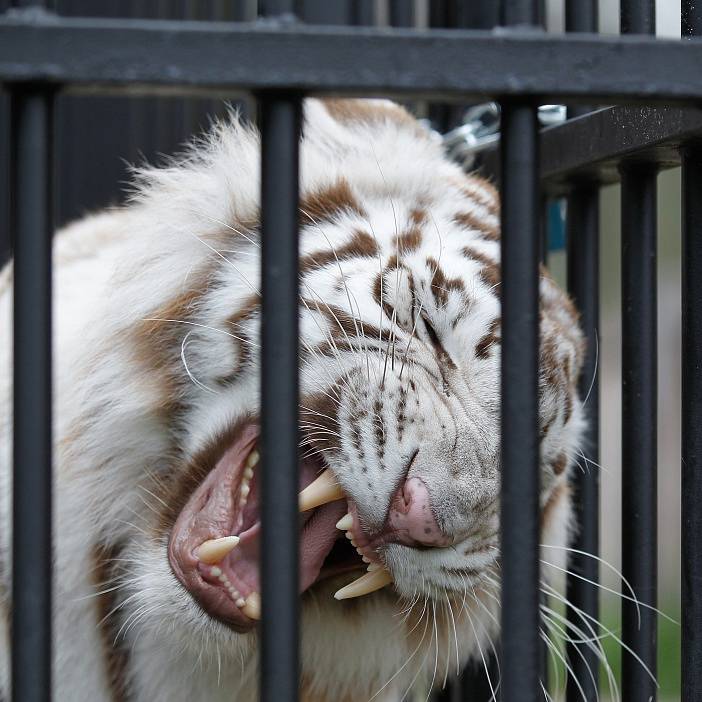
[
  {"xmin": 478, "ymin": 106, "xmax": 702, "ymax": 196},
  {"xmin": 681, "ymin": 141, "xmax": 702, "ymax": 702},
  {"xmin": 681, "ymin": 10, "xmax": 702, "ymax": 701},
  {"xmin": 10, "ymin": 77, "xmax": 54, "ymax": 702},
  {"xmin": 10, "ymin": 9, "xmax": 53, "ymax": 702},
  {"xmin": 565, "ymin": 182, "xmax": 600, "ymax": 702},
  {"xmin": 621, "ymin": 0, "xmax": 655, "ymax": 35},
  {"xmin": 300, "ymin": 0, "xmax": 350, "ymax": 25},
  {"xmin": 619, "ymin": 6, "xmax": 658, "ymax": 702},
  {"xmin": 2, "ymin": 17, "xmax": 702, "ymax": 102},
  {"xmin": 500, "ymin": 103, "xmax": 541, "ymax": 702},
  {"xmin": 565, "ymin": 0, "xmax": 598, "ymax": 119},
  {"xmin": 682, "ymin": 0, "xmax": 702, "ymax": 37},
  {"xmin": 259, "ymin": 93, "xmax": 302, "ymax": 702},
  {"xmin": 620, "ymin": 161, "xmax": 658, "ymax": 702},
  {"xmin": 389, "ymin": 0, "xmax": 413, "ymax": 28},
  {"xmin": 501, "ymin": 0, "xmax": 539, "ymax": 25}
]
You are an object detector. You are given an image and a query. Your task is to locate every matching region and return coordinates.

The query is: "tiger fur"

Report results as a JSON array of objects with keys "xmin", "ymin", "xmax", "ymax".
[{"xmin": 0, "ymin": 99, "xmax": 585, "ymax": 701}]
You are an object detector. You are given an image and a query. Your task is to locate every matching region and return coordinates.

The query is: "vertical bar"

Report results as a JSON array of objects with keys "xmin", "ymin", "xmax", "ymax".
[
  {"xmin": 260, "ymin": 94, "xmax": 301, "ymax": 702},
  {"xmin": 681, "ymin": 144, "xmax": 702, "ymax": 702},
  {"xmin": 500, "ymin": 98, "xmax": 540, "ymax": 702},
  {"xmin": 620, "ymin": 162, "xmax": 658, "ymax": 702},
  {"xmin": 565, "ymin": 0, "xmax": 598, "ymax": 119},
  {"xmin": 501, "ymin": 0, "xmax": 539, "ymax": 26},
  {"xmin": 10, "ymin": 73, "xmax": 54, "ymax": 702},
  {"xmin": 619, "ymin": 5, "xmax": 657, "ymax": 702},
  {"xmin": 389, "ymin": 0, "xmax": 414, "ymax": 27},
  {"xmin": 10, "ymin": 7, "xmax": 53, "ymax": 702},
  {"xmin": 565, "ymin": 183, "xmax": 600, "ymax": 702},
  {"xmin": 621, "ymin": 0, "xmax": 655, "ymax": 35},
  {"xmin": 258, "ymin": 4, "xmax": 301, "ymax": 699},
  {"xmin": 500, "ymin": 4, "xmax": 540, "ymax": 694},
  {"xmin": 681, "ymin": 11, "xmax": 702, "ymax": 701},
  {"xmin": 258, "ymin": 9, "xmax": 301, "ymax": 702}
]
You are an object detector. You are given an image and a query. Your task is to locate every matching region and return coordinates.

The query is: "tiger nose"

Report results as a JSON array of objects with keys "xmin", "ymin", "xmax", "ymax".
[{"xmin": 383, "ymin": 477, "xmax": 451, "ymax": 547}]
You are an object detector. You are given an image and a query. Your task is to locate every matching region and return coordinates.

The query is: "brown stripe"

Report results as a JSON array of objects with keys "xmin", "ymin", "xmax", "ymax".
[
  {"xmin": 425, "ymin": 257, "xmax": 465, "ymax": 308},
  {"xmin": 541, "ymin": 482, "xmax": 569, "ymax": 529},
  {"xmin": 371, "ymin": 269, "xmax": 397, "ymax": 325},
  {"xmin": 392, "ymin": 226, "xmax": 422, "ymax": 253},
  {"xmin": 299, "ymin": 179, "xmax": 366, "ymax": 227},
  {"xmin": 460, "ymin": 176, "xmax": 500, "ymax": 217},
  {"xmin": 92, "ymin": 543, "xmax": 130, "ymax": 702},
  {"xmin": 299, "ymin": 229, "xmax": 378, "ymax": 274},
  {"xmin": 300, "ymin": 389, "xmax": 341, "ymax": 455},
  {"xmin": 475, "ymin": 318, "xmax": 501, "ymax": 359},
  {"xmin": 454, "ymin": 210, "xmax": 500, "ymax": 241},
  {"xmin": 552, "ymin": 452, "xmax": 568, "ymax": 476},
  {"xmin": 461, "ymin": 245, "xmax": 501, "ymax": 291},
  {"xmin": 302, "ymin": 298, "xmax": 391, "ymax": 345},
  {"xmin": 218, "ymin": 293, "xmax": 261, "ymax": 386},
  {"xmin": 133, "ymin": 267, "xmax": 213, "ymax": 419}
]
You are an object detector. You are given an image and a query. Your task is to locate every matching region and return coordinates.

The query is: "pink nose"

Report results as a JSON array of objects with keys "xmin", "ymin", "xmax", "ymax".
[{"xmin": 383, "ymin": 477, "xmax": 451, "ymax": 547}]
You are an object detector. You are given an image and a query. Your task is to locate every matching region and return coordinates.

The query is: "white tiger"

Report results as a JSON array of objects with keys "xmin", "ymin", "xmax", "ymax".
[{"xmin": 0, "ymin": 99, "xmax": 585, "ymax": 701}]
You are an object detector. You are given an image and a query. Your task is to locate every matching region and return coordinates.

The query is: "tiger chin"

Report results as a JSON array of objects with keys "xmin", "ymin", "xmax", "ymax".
[{"xmin": 0, "ymin": 99, "xmax": 585, "ymax": 701}]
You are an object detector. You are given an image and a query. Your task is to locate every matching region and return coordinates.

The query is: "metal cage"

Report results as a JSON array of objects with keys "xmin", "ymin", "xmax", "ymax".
[{"xmin": 1, "ymin": 0, "xmax": 700, "ymax": 700}]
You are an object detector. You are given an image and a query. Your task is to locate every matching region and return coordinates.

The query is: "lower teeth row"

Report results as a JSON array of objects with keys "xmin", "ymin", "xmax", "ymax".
[{"xmin": 210, "ymin": 566, "xmax": 246, "ymax": 608}]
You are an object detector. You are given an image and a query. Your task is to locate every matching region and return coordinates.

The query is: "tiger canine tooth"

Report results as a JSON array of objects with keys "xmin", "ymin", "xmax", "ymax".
[
  {"xmin": 196, "ymin": 536, "xmax": 240, "ymax": 564},
  {"xmin": 298, "ymin": 468, "xmax": 344, "ymax": 512},
  {"xmin": 336, "ymin": 514, "xmax": 353, "ymax": 531},
  {"xmin": 333, "ymin": 568, "xmax": 393, "ymax": 600},
  {"xmin": 242, "ymin": 592, "xmax": 261, "ymax": 620}
]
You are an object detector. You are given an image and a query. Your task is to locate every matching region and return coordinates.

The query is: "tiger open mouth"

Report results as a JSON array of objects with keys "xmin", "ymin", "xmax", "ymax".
[{"xmin": 168, "ymin": 423, "xmax": 391, "ymax": 632}]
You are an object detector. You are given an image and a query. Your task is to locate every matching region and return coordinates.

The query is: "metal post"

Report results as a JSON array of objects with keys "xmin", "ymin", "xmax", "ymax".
[
  {"xmin": 681, "ymin": 143, "xmax": 702, "ymax": 702},
  {"xmin": 564, "ymin": 12, "xmax": 601, "ymax": 695},
  {"xmin": 10, "ymin": 7, "xmax": 54, "ymax": 702},
  {"xmin": 565, "ymin": 182, "xmax": 600, "ymax": 702},
  {"xmin": 500, "ymin": 97, "xmax": 541, "ymax": 702},
  {"xmin": 565, "ymin": 0, "xmax": 598, "ymax": 119},
  {"xmin": 681, "ymin": 10, "xmax": 702, "ymax": 701},
  {"xmin": 620, "ymin": 161, "xmax": 658, "ymax": 702},
  {"xmin": 259, "ymin": 93, "xmax": 302, "ymax": 702},
  {"xmin": 258, "ymin": 4, "xmax": 301, "ymax": 700},
  {"xmin": 619, "ymin": 5, "xmax": 658, "ymax": 702},
  {"xmin": 499, "ymin": 5, "xmax": 540, "ymax": 700}
]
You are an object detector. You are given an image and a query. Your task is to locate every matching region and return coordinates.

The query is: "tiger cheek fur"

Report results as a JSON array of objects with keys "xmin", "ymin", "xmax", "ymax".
[{"xmin": 0, "ymin": 98, "xmax": 585, "ymax": 701}]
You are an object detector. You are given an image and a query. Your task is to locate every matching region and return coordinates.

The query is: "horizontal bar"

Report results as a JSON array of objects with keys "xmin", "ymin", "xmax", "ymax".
[
  {"xmin": 1, "ymin": 14, "xmax": 702, "ymax": 102},
  {"xmin": 480, "ymin": 105, "xmax": 702, "ymax": 195}
]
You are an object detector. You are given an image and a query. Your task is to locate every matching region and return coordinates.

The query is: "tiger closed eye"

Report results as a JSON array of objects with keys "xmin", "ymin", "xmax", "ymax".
[{"xmin": 0, "ymin": 97, "xmax": 588, "ymax": 701}]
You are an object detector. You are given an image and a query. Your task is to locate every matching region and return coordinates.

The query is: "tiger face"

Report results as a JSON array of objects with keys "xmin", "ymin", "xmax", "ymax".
[{"xmin": 0, "ymin": 99, "xmax": 585, "ymax": 701}]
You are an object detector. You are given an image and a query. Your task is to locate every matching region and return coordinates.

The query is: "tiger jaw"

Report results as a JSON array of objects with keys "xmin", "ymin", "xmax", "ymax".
[{"xmin": 167, "ymin": 423, "xmax": 397, "ymax": 632}]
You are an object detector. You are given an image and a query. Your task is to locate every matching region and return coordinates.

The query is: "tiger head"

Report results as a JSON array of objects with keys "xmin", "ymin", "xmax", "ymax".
[{"xmin": 55, "ymin": 99, "xmax": 585, "ymax": 700}]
